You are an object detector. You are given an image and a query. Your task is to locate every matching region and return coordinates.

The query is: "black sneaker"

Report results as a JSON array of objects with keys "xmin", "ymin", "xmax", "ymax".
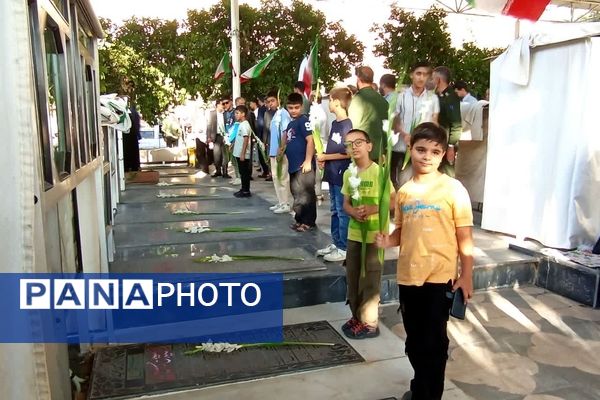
[
  {"xmin": 344, "ymin": 322, "xmax": 379, "ymax": 339},
  {"xmin": 223, "ymin": 174, "xmax": 232, "ymax": 179},
  {"xmin": 234, "ymin": 191, "xmax": 251, "ymax": 198}
]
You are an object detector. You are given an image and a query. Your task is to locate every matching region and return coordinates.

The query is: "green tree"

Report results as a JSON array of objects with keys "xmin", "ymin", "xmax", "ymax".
[
  {"xmin": 372, "ymin": 7, "xmax": 455, "ymax": 80},
  {"xmin": 182, "ymin": 0, "xmax": 363, "ymax": 101},
  {"xmin": 450, "ymin": 42, "xmax": 502, "ymax": 98},
  {"xmin": 372, "ymin": 5, "xmax": 502, "ymax": 96},
  {"xmin": 98, "ymin": 20, "xmax": 185, "ymax": 124},
  {"xmin": 98, "ymin": 0, "xmax": 363, "ymax": 119},
  {"xmin": 113, "ymin": 17, "xmax": 187, "ymax": 84}
]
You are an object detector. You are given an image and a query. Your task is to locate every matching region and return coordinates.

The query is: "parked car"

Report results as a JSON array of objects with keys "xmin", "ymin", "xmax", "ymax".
[{"xmin": 138, "ymin": 126, "xmax": 166, "ymax": 149}]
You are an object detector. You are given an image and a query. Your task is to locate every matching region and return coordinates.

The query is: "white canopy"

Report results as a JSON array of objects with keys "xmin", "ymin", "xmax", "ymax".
[{"xmin": 482, "ymin": 23, "xmax": 600, "ymax": 249}]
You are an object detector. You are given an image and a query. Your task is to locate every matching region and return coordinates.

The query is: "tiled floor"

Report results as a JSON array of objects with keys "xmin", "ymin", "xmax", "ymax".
[
  {"xmin": 380, "ymin": 286, "xmax": 600, "ymax": 400},
  {"xmin": 142, "ymin": 289, "xmax": 600, "ymax": 400},
  {"xmin": 111, "ymin": 167, "xmax": 600, "ymax": 399}
]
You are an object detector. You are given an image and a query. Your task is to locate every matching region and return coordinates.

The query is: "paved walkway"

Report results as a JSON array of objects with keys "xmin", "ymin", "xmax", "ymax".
[{"xmin": 110, "ymin": 166, "xmax": 600, "ymax": 400}]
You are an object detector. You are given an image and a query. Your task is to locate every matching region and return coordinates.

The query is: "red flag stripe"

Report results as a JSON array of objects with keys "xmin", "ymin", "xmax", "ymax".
[{"xmin": 503, "ymin": 0, "xmax": 551, "ymax": 21}]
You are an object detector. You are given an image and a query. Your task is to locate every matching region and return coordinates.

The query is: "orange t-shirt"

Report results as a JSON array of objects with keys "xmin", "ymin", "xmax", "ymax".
[{"xmin": 395, "ymin": 174, "xmax": 473, "ymax": 286}]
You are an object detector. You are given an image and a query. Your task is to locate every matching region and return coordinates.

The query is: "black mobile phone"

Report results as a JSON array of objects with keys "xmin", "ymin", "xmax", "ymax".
[{"xmin": 447, "ymin": 288, "xmax": 467, "ymax": 320}]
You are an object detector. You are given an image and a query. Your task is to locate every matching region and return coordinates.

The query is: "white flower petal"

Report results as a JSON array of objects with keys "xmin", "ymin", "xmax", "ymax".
[
  {"xmin": 348, "ymin": 163, "xmax": 358, "ymax": 176},
  {"xmin": 382, "ymin": 119, "xmax": 389, "ymax": 133},
  {"xmin": 349, "ymin": 176, "xmax": 361, "ymax": 189}
]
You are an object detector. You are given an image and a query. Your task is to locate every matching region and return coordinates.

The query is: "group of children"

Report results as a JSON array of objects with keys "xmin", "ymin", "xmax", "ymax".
[{"xmin": 224, "ymin": 74, "xmax": 474, "ymax": 399}]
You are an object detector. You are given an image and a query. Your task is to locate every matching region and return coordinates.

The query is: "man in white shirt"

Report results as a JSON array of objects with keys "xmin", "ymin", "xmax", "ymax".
[
  {"xmin": 392, "ymin": 61, "xmax": 440, "ymax": 189},
  {"xmin": 454, "ymin": 80, "xmax": 477, "ymax": 104},
  {"xmin": 379, "ymin": 73, "xmax": 397, "ymax": 103}
]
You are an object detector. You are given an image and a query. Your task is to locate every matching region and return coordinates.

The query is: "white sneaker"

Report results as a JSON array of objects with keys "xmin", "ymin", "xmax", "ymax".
[
  {"xmin": 230, "ymin": 178, "xmax": 241, "ymax": 185},
  {"xmin": 316, "ymin": 244, "xmax": 337, "ymax": 256},
  {"xmin": 273, "ymin": 203, "xmax": 291, "ymax": 214},
  {"xmin": 269, "ymin": 204, "xmax": 281, "ymax": 211},
  {"xmin": 324, "ymin": 248, "xmax": 347, "ymax": 262}
]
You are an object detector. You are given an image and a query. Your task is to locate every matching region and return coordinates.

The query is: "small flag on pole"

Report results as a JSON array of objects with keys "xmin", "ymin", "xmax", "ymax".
[
  {"xmin": 214, "ymin": 52, "xmax": 232, "ymax": 80},
  {"xmin": 240, "ymin": 50, "xmax": 279, "ymax": 84},
  {"xmin": 298, "ymin": 38, "xmax": 319, "ymax": 98}
]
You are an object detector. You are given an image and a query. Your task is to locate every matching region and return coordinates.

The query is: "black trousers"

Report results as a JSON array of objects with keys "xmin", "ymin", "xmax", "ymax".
[
  {"xmin": 195, "ymin": 138, "xmax": 209, "ymax": 173},
  {"xmin": 236, "ymin": 157, "xmax": 251, "ymax": 192},
  {"xmin": 399, "ymin": 282, "xmax": 452, "ymax": 400},
  {"xmin": 289, "ymin": 169, "xmax": 316, "ymax": 226},
  {"xmin": 212, "ymin": 135, "xmax": 229, "ymax": 175},
  {"xmin": 390, "ymin": 151, "xmax": 405, "ymax": 191},
  {"xmin": 257, "ymin": 146, "xmax": 270, "ymax": 174}
]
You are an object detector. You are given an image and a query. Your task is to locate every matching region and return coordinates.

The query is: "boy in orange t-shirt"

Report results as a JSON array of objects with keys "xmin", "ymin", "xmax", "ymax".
[{"xmin": 376, "ymin": 122, "xmax": 474, "ymax": 400}]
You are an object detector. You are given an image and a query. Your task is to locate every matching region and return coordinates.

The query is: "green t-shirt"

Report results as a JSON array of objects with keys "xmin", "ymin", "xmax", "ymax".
[
  {"xmin": 348, "ymin": 87, "xmax": 389, "ymax": 161},
  {"xmin": 341, "ymin": 162, "xmax": 384, "ymax": 243}
]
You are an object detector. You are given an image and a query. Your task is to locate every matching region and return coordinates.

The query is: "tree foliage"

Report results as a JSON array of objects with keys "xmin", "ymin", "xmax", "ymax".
[
  {"xmin": 98, "ymin": 18, "xmax": 185, "ymax": 124},
  {"xmin": 450, "ymin": 42, "xmax": 503, "ymax": 99},
  {"xmin": 98, "ymin": 0, "xmax": 364, "ymax": 120},
  {"xmin": 181, "ymin": 0, "xmax": 363, "ymax": 100},
  {"xmin": 372, "ymin": 6, "xmax": 502, "ymax": 98}
]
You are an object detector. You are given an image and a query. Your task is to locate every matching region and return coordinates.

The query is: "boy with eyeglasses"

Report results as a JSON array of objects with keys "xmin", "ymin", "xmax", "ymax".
[{"xmin": 341, "ymin": 128, "xmax": 392, "ymax": 339}]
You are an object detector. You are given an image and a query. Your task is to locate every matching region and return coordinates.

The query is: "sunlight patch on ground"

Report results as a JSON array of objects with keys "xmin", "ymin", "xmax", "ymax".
[
  {"xmin": 528, "ymin": 332, "xmax": 600, "ymax": 376},
  {"xmin": 487, "ymin": 290, "xmax": 540, "ymax": 333},
  {"xmin": 518, "ymin": 292, "xmax": 579, "ymax": 339},
  {"xmin": 447, "ymin": 344, "xmax": 538, "ymax": 395}
]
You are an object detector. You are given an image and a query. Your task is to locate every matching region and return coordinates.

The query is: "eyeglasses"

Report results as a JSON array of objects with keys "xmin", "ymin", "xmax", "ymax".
[{"xmin": 344, "ymin": 139, "xmax": 369, "ymax": 148}]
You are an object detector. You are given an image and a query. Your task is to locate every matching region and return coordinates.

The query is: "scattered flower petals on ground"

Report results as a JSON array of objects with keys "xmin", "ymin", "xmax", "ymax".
[{"xmin": 157, "ymin": 192, "xmax": 180, "ymax": 198}]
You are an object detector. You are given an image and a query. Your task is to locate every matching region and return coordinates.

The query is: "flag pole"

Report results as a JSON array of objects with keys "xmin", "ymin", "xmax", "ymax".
[{"xmin": 230, "ymin": 0, "xmax": 241, "ymax": 99}]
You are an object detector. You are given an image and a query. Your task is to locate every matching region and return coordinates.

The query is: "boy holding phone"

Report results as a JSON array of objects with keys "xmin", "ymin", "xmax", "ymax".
[{"xmin": 375, "ymin": 122, "xmax": 474, "ymax": 400}]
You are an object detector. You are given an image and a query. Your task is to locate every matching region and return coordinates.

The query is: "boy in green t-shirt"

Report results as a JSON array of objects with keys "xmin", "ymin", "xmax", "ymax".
[
  {"xmin": 376, "ymin": 122, "xmax": 474, "ymax": 400},
  {"xmin": 341, "ymin": 129, "xmax": 385, "ymax": 339}
]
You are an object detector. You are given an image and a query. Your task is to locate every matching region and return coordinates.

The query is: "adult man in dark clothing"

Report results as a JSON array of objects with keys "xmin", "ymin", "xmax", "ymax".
[
  {"xmin": 194, "ymin": 121, "xmax": 210, "ymax": 174},
  {"xmin": 209, "ymin": 99, "xmax": 231, "ymax": 178},
  {"xmin": 123, "ymin": 105, "xmax": 141, "ymax": 172},
  {"xmin": 348, "ymin": 66, "xmax": 389, "ymax": 161},
  {"xmin": 433, "ymin": 66, "xmax": 462, "ymax": 177},
  {"xmin": 262, "ymin": 99, "xmax": 275, "ymax": 181},
  {"xmin": 251, "ymin": 97, "xmax": 270, "ymax": 178}
]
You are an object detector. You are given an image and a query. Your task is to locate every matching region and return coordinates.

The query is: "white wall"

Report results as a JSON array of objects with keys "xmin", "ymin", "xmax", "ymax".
[
  {"xmin": 0, "ymin": 0, "xmax": 67, "ymax": 399},
  {"xmin": 482, "ymin": 36, "xmax": 600, "ymax": 248}
]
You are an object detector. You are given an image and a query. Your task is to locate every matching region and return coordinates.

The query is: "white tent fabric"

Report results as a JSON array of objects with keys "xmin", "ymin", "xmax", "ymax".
[{"xmin": 482, "ymin": 29, "xmax": 600, "ymax": 249}]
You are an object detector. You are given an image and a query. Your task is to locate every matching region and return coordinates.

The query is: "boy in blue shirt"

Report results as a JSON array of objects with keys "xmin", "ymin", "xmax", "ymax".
[
  {"xmin": 316, "ymin": 87, "xmax": 353, "ymax": 261},
  {"xmin": 266, "ymin": 90, "xmax": 292, "ymax": 214},
  {"xmin": 284, "ymin": 92, "xmax": 316, "ymax": 232}
]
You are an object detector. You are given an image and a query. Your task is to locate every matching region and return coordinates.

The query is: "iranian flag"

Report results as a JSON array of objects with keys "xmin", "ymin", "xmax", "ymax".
[
  {"xmin": 214, "ymin": 52, "xmax": 231, "ymax": 80},
  {"xmin": 240, "ymin": 50, "xmax": 279, "ymax": 84},
  {"xmin": 298, "ymin": 39, "xmax": 319, "ymax": 98},
  {"xmin": 467, "ymin": 0, "xmax": 551, "ymax": 21}
]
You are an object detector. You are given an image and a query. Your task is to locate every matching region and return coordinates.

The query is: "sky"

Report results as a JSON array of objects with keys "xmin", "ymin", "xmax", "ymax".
[{"xmin": 89, "ymin": 0, "xmax": 580, "ymax": 82}]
